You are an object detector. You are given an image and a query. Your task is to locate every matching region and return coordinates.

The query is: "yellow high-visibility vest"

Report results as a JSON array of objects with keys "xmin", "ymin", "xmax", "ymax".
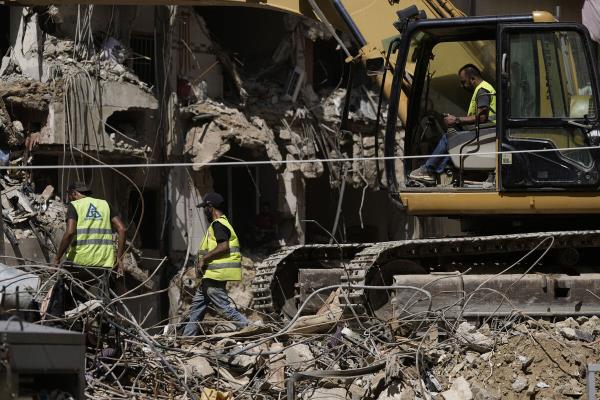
[
  {"xmin": 468, "ymin": 80, "xmax": 496, "ymax": 124},
  {"xmin": 66, "ymin": 197, "xmax": 115, "ymax": 268},
  {"xmin": 199, "ymin": 215, "xmax": 242, "ymax": 281}
]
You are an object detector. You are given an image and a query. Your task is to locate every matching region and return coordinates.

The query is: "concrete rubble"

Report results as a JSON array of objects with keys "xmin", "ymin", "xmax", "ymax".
[
  {"xmin": 66, "ymin": 269, "xmax": 600, "ymax": 400},
  {"xmin": 7, "ymin": 231, "xmax": 600, "ymax": 399},
  {"xmin": 0, "ymin": 176, "xmax": 65, "ymax": 263}
]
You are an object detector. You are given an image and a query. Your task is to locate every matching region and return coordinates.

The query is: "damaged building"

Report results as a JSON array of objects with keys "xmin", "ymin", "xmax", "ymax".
[{"xmin": 0, "ymin": 4, "xmax": 409, "ymax": 324}]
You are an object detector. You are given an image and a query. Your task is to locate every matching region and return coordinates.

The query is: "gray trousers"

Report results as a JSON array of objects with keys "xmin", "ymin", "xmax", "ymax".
[{"xmin": 183, "ymin": 278, "xmax": 249, "ymax": 336}]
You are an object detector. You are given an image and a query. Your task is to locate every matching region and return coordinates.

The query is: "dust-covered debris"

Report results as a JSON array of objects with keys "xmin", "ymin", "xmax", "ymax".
[{"xmin": 6, "ymin": 246, "xmax": 599, "ymax": 400}]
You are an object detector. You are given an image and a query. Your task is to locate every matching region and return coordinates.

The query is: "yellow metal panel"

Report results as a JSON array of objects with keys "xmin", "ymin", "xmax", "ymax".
[
  {"xmin": 401, "ymin": 192, "xmax": 600, "ymax": 215},
  {"xmin": 533, "ymin": 11, "xmax": 557, "ymax": 23}
]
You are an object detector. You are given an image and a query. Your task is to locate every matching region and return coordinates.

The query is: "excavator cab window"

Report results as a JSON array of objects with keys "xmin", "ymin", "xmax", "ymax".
[
  {"xmin": 499, "ymin": 24, "xmax": 600, "ymax": 190},
  {"xmin": 401, "ymin": 29, "xmax": 498, "ymax": 189},
  {"xmin": 507, "ymin": 31, "xmax": 594, "ymax": 119}
]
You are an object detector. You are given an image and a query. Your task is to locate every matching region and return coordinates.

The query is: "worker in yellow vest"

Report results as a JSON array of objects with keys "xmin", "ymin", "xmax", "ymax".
[
  {"xmin": 183, "ymin": 192, "xmax": 248, "ymax": 336},
  {"xmin": 53, "ymin": 182, "xmax": 126, "ymax": 297},
  {"xmin": 409, "ymin": 63, "xmax": 496, "ymax": 184}
]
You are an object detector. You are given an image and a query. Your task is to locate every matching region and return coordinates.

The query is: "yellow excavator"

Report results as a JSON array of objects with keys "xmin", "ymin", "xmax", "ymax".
[
  {"xmin": 245, "ymin": 1, "xmax": 600, "ymax": 320},
  {"xmin": 10, "ymin": 0, "xmax": 600, "ymax": 319}
]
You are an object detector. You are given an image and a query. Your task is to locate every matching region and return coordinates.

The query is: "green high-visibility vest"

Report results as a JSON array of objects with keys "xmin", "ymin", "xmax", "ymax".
[
  {"xmin": 467, "ymin": 80, "xmax": 496, "ymax": 124},
  {"xmin": 199, "ymin": 215, "xmax": 242, "ymax": 281},
  {"xmin": 66, "ymin": 197, "xmax": 115, "ymax": 268}
]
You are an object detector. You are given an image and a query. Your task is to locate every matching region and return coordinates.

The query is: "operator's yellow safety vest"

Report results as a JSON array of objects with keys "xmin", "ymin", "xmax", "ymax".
[
  {"xmin": 66, "ymin": 197, "xmax": 115, "ymax": 268},
  {"xmin": 467, "ymin": 80, "xmax": 496, "ymax": 124},
  {"xmin": 199, "ymin": 215, "xmax": 242, "ymax": 281}
]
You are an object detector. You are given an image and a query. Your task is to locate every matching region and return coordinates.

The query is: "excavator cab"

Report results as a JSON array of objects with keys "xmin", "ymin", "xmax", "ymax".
[
  {"xmin": 253, "ymin": 6, "xmax": 600, "ymax": 321},
  {"xmin": 384, "ymin": 12, "xmax": 600, "ymax": 216},
  {"xmin": 498, "ymin": 25, "xmax": 599, "ymax": 190}
]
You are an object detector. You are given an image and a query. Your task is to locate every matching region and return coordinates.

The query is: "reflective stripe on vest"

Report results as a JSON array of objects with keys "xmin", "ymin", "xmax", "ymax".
[
  {"xmin": 199, "ymin": 215, "xmax": 242, "ymax": 281},
  {"xmin": 200, "ymin": 247, "xmax": 240, "ymax": 255},
  {"xmin": 66, "ymin": 197, "xmax": 115, "ymax": 268},
  {"xmin": 468, "ymin": 80, "xmax": 496, "ymax": 124}
]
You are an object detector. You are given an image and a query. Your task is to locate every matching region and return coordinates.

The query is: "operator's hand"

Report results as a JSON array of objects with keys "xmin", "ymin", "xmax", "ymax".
[
  {"xmin": 444, "ymin": 114, "xmax": 458, "ymax": 127},
  {"xmin": 52, "ymin": 255, "xmax": 61, "ymax": 268}
]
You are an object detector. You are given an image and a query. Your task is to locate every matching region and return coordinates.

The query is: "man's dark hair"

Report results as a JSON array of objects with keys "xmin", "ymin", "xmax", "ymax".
[
  {"xmin": 459, "ymin": 64, "xmax": 482, "ymax": 79},
  {"xmin": 67, "ymin": 182, "xmax": 92, "ymax": 196}
]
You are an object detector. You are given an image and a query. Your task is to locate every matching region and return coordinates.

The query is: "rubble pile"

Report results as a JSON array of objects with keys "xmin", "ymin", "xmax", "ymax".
[
  {"xmin": 0, "ymin": 8, "xmax": 156, "ymax": 158},
  {"xmin": 2, "ymin": 229, "xmax": 598, "ymax": 399},
  {"xmin": 0, "ymin": 178, "xmax": 65, "ymax": 256},
  {"xmin": 2, "ymin": 29, "xmax": 152, "ymax": 93},
  {"xmin": 414, "ymin": 318, "xmax": 600, "ymax": 399},
  {"xmin": 79, "ymin": 272, "xmax": 600, "ymax": 400},
  {"xmin": 80, "ymin": 309, "xmax": 600, "ymax": 399},
  {"xmin": 183, "ymin": 99, "xmax": 282, "ymax": 168},
  {"xmin": 182, "ymin": 83, "xmax": 386, "ymax": 189}
]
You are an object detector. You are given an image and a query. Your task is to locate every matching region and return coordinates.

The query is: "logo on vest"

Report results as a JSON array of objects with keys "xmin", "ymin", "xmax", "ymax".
[{"xmin": 85, "ymin": 204, "xmax": 102, "ymax": 220}]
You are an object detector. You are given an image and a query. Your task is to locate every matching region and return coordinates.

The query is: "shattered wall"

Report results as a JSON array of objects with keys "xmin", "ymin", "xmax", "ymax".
[{"xmin": 171, "ymin": 6, "xmax": 411, "ymax": 249}]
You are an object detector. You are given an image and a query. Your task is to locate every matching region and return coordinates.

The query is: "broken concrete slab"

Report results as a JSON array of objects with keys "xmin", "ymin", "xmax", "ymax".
[
  {"xmin": 559, "ymin": 327, "xmax": 595, "ymax": 342},
  {"xmin": 184, "ymin": 355, "xmax": 214, "ymax": 379},
  {"xmin": 267, "ymin": 342, "xmax": 285, "ymax": 391},
  {"xmin": 471, "ymin": 383, "xmax": 499, "ymax": 400},
  {"xmin": 288, "ymin": 294, "xmax": 342, "ymax": 334},
  {"xmin": 580, "ymin": 315, "xmax": 600, "ymax": 335},
  {"xmin": 442, "ymin": 377, "xmax": 473, "ymax": 400},
  {"xmin": 216, "ymin": 367, "xmax": 249, "ymax": 390},
  {"xmin": 284, "ymin": 343, "xmax": 315, "ymax": 367},
  {"xmin": 183, "ymin": 100, "xmax": 282, "ymax": 170},
  {"xmin": 39, "ymin": 185, "xmax": 54, "ymax": 205},
  {"xmin": 456, "ymin": 321, "xmax": 493, "ymax": 353},
  {"xmin": 64, "ymin": 299, "xmax": 104, "ymax": 319},
  {"xmin": 511, "ymin": 375, "xmax": 528, "ymax": 393},
  {"xmin": 12, "ymin": 9, "xmax": 48, "ymax": 82}
]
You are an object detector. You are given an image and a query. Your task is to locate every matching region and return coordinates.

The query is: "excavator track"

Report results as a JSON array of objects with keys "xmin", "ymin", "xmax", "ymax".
[
  {"xmin": 251, "ymin": 244, "xmax": 368, "ymax": 314},
  {"xmin": 252, "ymin": 230, "xmax": 600, "ymax": 317}
]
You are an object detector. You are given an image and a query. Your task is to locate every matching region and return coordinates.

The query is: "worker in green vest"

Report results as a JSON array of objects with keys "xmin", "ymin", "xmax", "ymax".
[
  {"xmin": 409, "ymin": 63, "xmax": 496, "ymax": 184},
  {"xmin": 52, "ymin": 182, "xmax": 126, "ymax": 297},
  {"xmin": 183, "ymin": 192, "xmax": 248, "ymax": 336}
]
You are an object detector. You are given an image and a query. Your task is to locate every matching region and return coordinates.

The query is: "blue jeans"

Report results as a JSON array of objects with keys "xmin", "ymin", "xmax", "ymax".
[
  {"xmin": 424, "ymin": 133, "xmax": 450, "ymax": 174},
  {"xmin": 183, "ymin": 278, "xmax": 249, "ymax": 336}
]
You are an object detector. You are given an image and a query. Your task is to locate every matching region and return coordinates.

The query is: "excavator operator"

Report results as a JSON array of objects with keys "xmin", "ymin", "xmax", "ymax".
[{"xmin": 409, "ymin": 64, "xmax": 496, "ymax": 184}]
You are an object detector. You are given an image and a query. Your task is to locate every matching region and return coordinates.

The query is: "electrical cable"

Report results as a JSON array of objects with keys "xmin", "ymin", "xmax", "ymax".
[{"xmin": 5, "ymin": 143, "xmax": 600, "ymax": 170}]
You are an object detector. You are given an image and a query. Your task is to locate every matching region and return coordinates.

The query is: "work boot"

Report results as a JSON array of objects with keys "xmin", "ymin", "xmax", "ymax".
[
  {"xmin": 483, "ymin": 172, "xmax": 496, "ymax": 189},
  {"xmin": 409, "ymin": 166, "xmax": 436, "ymax": 184},
  {"xmin": 212, "ymin": 322, "xmax": 237, "ymax": 334}
]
